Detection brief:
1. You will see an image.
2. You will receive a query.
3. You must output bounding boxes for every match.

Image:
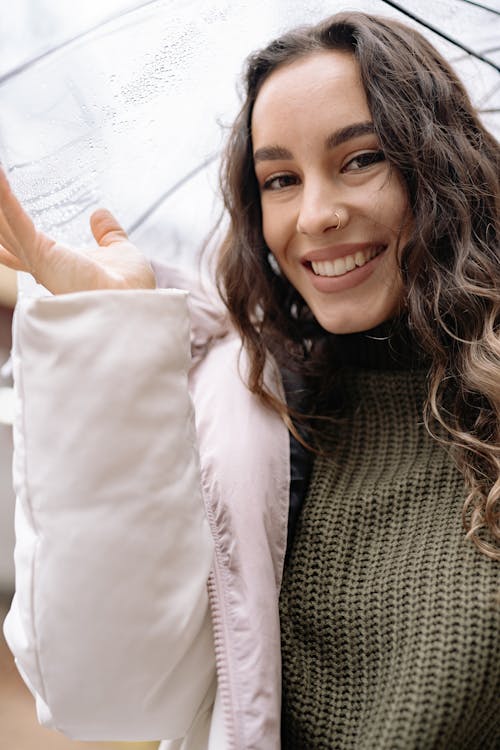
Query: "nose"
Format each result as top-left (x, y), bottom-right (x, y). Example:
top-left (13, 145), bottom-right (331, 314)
top-left (296, 178), bottom-right (348, 236)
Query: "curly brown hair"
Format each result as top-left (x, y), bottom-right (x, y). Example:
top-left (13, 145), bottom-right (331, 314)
top-left (215, 12), bottom-right (500, 559)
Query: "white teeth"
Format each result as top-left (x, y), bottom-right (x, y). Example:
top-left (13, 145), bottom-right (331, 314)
top-left (324, 261), bottom-right (335, 276)
top-left (333, 258), bottom-right (346, 276)
top-left (310, 246), bottom-right (384, 277)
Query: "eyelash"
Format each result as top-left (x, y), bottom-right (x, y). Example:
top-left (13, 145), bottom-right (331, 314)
top-left (261, 150), bottom-right (386, 191)
top-left (262, 174), bottom-right (298, 191)
top-left (343, 150), bottom-right (386, 171)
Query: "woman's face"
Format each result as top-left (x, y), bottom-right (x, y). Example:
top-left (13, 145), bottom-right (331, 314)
top-left (251, 51), bottom-right (412, 334)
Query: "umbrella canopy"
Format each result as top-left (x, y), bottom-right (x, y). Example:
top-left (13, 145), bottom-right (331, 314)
top-left (0, 0), bottom-right (498, 295)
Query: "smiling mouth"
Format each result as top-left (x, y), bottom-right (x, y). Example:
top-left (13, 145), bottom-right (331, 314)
top-left (308, 245), bottom-right (386, 278)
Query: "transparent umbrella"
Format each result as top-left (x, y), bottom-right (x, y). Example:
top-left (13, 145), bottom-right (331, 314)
top-left (0, 0), bottom-right (498, 296)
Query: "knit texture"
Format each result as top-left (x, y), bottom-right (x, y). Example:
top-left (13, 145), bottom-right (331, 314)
top-left (280, 368), bottom-right (500, 750)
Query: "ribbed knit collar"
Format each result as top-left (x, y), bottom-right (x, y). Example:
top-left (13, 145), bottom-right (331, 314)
top-left (334, 317), bottom-right (428, 371)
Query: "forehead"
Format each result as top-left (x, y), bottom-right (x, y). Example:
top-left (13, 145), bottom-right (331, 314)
top-left (251, 51), bottom-right (371, 145)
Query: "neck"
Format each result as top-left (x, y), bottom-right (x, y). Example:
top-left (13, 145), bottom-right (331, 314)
top-left (333, 316), bottom-right (427, 371)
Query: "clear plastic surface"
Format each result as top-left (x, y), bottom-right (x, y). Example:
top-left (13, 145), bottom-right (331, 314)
top-left (0, 0), bottom-right (497, 298)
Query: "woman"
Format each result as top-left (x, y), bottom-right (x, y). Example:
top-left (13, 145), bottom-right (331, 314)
top-left (1, 11), bottom-right (499, 750)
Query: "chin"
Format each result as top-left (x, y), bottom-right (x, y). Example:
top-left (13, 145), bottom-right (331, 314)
top-left (311, 303), bottom-right (401, 335)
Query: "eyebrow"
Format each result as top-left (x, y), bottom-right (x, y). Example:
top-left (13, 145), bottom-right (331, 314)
top-left (253, 144), bottom-right (293, 164)
top-left (325, 121), bottom-right (375, 149)
top-left (253, 121), bottom-right (375, 164)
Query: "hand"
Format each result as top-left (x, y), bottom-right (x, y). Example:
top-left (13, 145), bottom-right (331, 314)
top-left (0, 168), bottom-right (156, 295)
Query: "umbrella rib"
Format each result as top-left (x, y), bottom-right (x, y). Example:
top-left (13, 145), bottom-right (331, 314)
top-left (380, 0), bottom-right (500, 72)
top-left (459, 0), bottom-right (500, 16)
top-left (127, 152), bottom-right (219, 236)
top-left (477, 78), bottom-right (500, 107)
top-left (0, 0), bottom-right (162, 85)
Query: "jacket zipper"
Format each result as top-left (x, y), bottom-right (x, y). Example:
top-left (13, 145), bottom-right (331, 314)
top-left (205, 506), bottom-right (239, 750)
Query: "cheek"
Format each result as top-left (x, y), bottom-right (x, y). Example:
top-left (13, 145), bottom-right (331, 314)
top-left (262, 203), bottom-right (295, 261)
top-left (386, 177), bottom-right (411, 233)
top-left (261, 208), bottom-right (281, 256)
top-left (261, 210), bottom-right (272, 246)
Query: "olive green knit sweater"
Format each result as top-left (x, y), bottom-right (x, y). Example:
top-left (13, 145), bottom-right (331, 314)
top-left (280, 365), bottom-right (500, 750)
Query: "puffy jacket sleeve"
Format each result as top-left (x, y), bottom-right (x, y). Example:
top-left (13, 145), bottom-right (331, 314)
top-left (3, 288), bottom-right (215, 741)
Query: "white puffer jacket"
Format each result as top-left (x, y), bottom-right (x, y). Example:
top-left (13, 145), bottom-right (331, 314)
top-left (4, 264), bottom-right (290, 750)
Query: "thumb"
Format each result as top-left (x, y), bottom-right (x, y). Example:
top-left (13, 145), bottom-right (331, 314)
top-left (90, 209), bottom-right (128, 247)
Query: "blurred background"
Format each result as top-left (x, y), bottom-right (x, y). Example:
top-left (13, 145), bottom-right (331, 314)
top-left (0, 0), bottom-right (498, 748)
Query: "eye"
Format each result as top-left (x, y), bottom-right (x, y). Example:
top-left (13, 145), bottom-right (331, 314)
top-left (342, 150), bottom-right (386, 172)
top-left (262, 173), bottom-right (299, 191)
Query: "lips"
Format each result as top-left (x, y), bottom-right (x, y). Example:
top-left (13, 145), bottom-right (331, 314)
top-left (310, 245), bottom-right (385, 278)
top-left (299, 242), bottom-right (389, 293)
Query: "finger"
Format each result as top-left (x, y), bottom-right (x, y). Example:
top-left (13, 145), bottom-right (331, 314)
top-left (0, 179), bottom-right (23, 253)
top-left (90, 209), bottom-right (129, 247)
top-left (0, 168), bottom-right (36, 253)
top-left (0, 169), bottom-right (23, 249)
top-left (0, 245), bottom-right (26, 272)
top-left (0, 210), bottom-right (21, 253)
